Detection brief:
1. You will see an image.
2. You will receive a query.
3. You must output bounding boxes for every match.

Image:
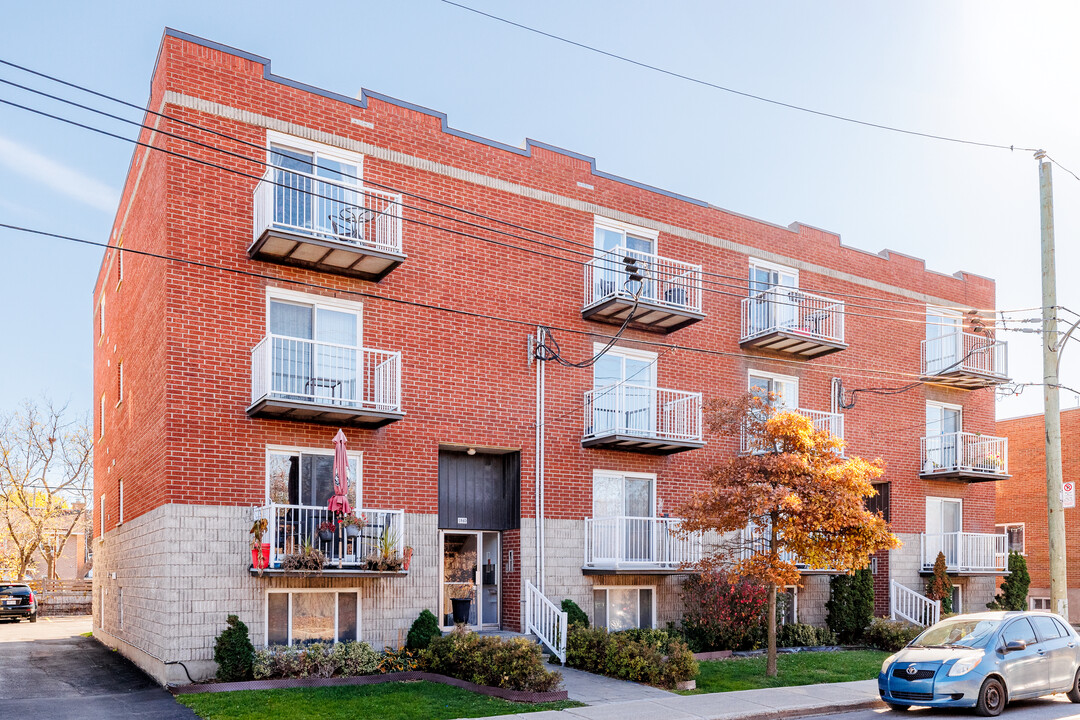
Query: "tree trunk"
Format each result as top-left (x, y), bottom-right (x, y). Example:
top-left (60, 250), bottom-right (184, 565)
top-left (767, 581), bottom-right (777, 677)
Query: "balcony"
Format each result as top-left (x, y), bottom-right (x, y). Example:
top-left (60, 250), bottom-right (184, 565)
top-left (582, 246), bottom-right (704, 333)
top-left (920, 432), bottom-right (1009, 482)
top-left (740, 408), bottom-right (844, 454)
top-left (582, 384), bottom-right (704, 454)
top-left (583, 516), bottom-right (703, 574)
top-left (251, 504), bottom-right (406, 576)
top-left (248, 335), bottom-right (403, 428)
top-left (737, 527), bottom-right (833, 574)
top-left (921, 331), bottom-right (1008, 388)
top-left (740, 286), bottom-right (846, 358)
top-left (920, 532), bottom-right (1008, 574)
top-left (250, 167), bottom-right (405, 280)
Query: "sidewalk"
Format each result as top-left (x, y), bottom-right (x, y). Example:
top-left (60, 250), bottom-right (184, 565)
top-left (468, 679), bottom-right (883, 720)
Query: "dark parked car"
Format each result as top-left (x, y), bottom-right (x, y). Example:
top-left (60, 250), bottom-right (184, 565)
top-left (0, 582), bottom-right (37, 622)
top-left (879, 611), bottom-right (1080, 716)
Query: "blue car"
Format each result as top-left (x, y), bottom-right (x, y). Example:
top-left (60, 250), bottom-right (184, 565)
top-left (879, 611), bottom-right (1080, 716)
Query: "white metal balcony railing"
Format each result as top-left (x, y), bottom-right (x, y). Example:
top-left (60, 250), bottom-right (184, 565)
top-left (737, 526), bottom-right (803, 567)
top-left (740, 408), bottom-right (844, 454)
top-left (584, 516), bottom-right (703, 569)
top-left (740, 285), bottom-right (845, 345)
top-left (584, 245), bottom-right (703, 314)
top-left (920, 532), bottom-right (1008, 573)
top-left (891, 580), bottom-right (940, 627)
top-left (583, 383), bottom-right (702, 443)
top-left (921, 331), bottom-right (1007, 378)
top-left (251, 335), bottom-right (402, 412)
top-left (920, 432), bottom-right (1008, 475)
top-left (252, 504), bottom-right (405, 570)
top-left (253, 166), bottom-right (403, 255)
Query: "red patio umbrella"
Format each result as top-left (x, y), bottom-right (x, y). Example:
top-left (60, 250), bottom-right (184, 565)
top-left (328, 429), bottom-right (353, 516)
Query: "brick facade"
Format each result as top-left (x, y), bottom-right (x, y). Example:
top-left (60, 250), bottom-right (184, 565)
top-left (93, 29), bottom-right (1006, 683)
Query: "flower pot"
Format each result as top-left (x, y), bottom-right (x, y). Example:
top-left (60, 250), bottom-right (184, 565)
top-left (451, 597), bottom-right (472, 624)
top-left (403, 547), bottom-right (413, 571)
top-left (318, 530), bottom-right (334, 543)
top-left (345, 525), bottom-right (360, 538)
top-left (251, 543), bottom-right (270, 570)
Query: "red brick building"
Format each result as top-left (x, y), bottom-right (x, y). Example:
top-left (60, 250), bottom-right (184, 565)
top-left (996, 408), bottom-right (1080, 612)
top-left (92, 29), bottom-right (1012, 682)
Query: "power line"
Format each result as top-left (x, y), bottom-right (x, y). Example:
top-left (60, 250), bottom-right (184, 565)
top-left (440, 0), bottom-right (1040, 154)
top-left (0, 56), bottom-right (1035, 319)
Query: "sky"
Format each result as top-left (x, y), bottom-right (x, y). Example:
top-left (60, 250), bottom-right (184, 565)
top-left (1, 0), bottom-right (1080, 423)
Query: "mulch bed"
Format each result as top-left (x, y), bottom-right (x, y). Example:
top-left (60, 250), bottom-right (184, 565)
top-left (169, 670), bottom-right (568, 704)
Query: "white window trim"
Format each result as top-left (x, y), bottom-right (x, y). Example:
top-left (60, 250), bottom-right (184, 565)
top-left (264, 588), bottom-right (362, 647)
top-left (925, 400), bottom-right (963, 435)
top-left (116, 361), bottom-right (123, 407)
top-left (265, 445), bottom-right (364, 505)
top-left (1031, 597), bottom-right (1052, 611)
top-left (780, 585), bottom-right (798, 625)
top-left (266, 130), bottom-right (365, 171)
top-left (99, 393), bottom-right (105, 440)
top-left (593, 215), bottom-right (660, 242)
top-left (265, 287), bottom-right (364, 342)
top-left (748, 257), bottom-right (799, 286)
top-left (592, 344), bottom-right (658, 389)
top-left (100, 492), bottom-right (106, 530)
top-left (98, 297), bottom-right (105, 338)
top-left (591, 470), bottom-right (658, 518)
top-left (952, 584), bottom-right (963, 614)
top-left (926, 496), bottom-right (963, 533)
top-left (747, 369), bottom-right (800, 408)
top-left (115, 239), bottom-right (124, 288)
top-left (592, 585), bottom-right (657, 630)
top-left (118, 480), bottom-right (124, 525)
top-left (996, 522), bottom-right (1026, 555)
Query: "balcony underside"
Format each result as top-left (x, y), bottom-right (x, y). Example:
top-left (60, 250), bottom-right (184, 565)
top-left (919, 469), bottom-right (1010, 483)
top-left (739, 330), bottom-right (847, 358)
top-left (919, 370), bottom-right (1009, 389)
top-left (582, 564), bottom-right (697, 575)
top-left (919, 568), bottom-right (1008, 577)
top-left (250, 227), bottom-right (405, 281)
top-left (582, 296), bottom-right (704, 334)
top-left (247, 396), bottom-right (404, 428)
top-left (250, 567), bottom-right (408, 578)
top-left (582, 433), bottom-right (705, 455)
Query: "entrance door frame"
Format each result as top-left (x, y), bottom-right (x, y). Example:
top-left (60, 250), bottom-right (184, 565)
top-left (438, 529), bottom-right (501, 631)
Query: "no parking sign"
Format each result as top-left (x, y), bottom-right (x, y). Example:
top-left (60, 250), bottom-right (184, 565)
top-left (1064, 481), bottom-right (1076, 509)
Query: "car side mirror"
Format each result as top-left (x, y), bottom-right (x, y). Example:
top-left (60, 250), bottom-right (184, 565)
top-left (1004, 640), bottom-right (1027, 652)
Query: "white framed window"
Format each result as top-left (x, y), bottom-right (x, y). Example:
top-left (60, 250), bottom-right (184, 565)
top-left (592, 344), bottom-right (657, 389)
top-left (779, 585), bottom-right (798, 625)
top-left (99, 393), bottom-right (105, 440)
top-left (748, 258), bottom-right (798, 294)
top-left (996, 523), bottom-right (1025, 554)
top-left (267, 446), bottom-right (361, 507)
top-left (926, 401), bottom-right (962, 436)
top-left (116, 239), bottom-right (124, 288)
top-left (952, 585), bottom-right (963, 614)
top-left (594, 216), bottom-right (659, 256)
top-left (98, 297), bottom-right (105, 338)
top-left (100, 493), bottom-right (106, 529)
top-left (748, 370), bottom-right (798, 408)
top-left (266, 131), bottom-right (364, 239)
top-left (590, 346), bottom-right (658, 437)
top-left (925, 306), bottom-right (964, 373)
top-left (592, 586), bottom-right (654, 631)
top-left (1031, 597), bottom-right (1052, 611)
top-left (592, 471), bottom-right (656, 519)
top-left (118, 480), bottom-right (124, 525)
top-left (266, 589), bottom-right (360, 646)
top-left (116, 362), bottom-right (123, 406)
top-left (592, 217), bottom-right (660, 302)
top-left (926, 497), bottom-right (962, 567)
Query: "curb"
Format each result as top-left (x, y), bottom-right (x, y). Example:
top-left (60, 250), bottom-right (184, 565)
top-left (733, 698), bottom-right (886, 720)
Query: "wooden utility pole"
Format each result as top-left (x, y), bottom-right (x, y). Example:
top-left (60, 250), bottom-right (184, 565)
top-left (1037, 150), bottom-right (1069, 621)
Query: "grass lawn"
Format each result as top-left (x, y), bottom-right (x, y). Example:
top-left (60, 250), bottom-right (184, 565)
top-left (176, 680), bottom-right (583, 720)
top-left (682, 649), bottom-right (888, 695)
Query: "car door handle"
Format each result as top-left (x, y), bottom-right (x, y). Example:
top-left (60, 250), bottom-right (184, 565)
top-left (1070, 643), bottom-right (1076, 648)
top-left (1037, 649), bottom-right (1046, 655)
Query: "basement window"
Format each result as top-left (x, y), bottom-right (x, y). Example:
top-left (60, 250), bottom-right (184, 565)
top-left (266, 590), bottom-right (358, 646)
top-left (593, 586), bottom-right (653, 631)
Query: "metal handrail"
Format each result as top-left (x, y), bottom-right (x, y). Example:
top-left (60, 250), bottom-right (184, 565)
top-left (583, 244), bottom-right (703, 313)
top-left (583, 383), bottom-right (702, 442)
top-left (740, 285), bottom-right (845, 344)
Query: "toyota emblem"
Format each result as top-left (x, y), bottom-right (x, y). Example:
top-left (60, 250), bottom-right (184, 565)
top-left (906, 664), bottom-right (918, 676)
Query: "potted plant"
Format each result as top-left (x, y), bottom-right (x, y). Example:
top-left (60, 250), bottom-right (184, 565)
top-left (403, 545), bottom-right (413, 571)
top-left (318, 521), bottom-right (336, 543)
top-left (340, 513), bottom-right (366, 539)
top-left (449, 582), bottom-right (474, 624)
top-left (364, 525), bottom-right (403, 571)
top-left (249, 518), bottom-right (269, 573)
top-left (282, 539), bottom-right (326, 576)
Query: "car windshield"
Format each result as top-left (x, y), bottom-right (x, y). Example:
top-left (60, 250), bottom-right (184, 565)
top-left (912, 618), bottom-right (1001, 648)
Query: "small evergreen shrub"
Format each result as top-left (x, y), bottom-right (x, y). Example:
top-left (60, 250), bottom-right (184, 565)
top-left (826, 569), bottom-right (874, 644)
top-left (421, 627), bottom-right (562, 692)
top-left (679, 571), bottom-right (768, 652)
top-left (564, 626), bottom-right (697, 688)
top-left (406, 609), bottom-right (443, 650)
top-left (987, 552), bottom-right (1030, 611)
top-left (777, 623), bottom-right (835, 647)
top-left (926, 552), bottom-right (953, 614)
top-left (562, 598), bottom-right (589, 628)
top-left (864, 618), bottom-right (922, 652)
top-left (213, 614), bottom-right (255, 682)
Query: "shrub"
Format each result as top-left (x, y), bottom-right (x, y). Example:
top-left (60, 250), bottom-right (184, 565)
top-left (926, 552), bottom-right (953, 614)
top-left (564, 626), bottom-right (697, 688)
top-left (864, 617), bottom-right (922, 652)
top-left (777, 623), bottom-right (835, 647)
top-left (298, 643), bottom-right (337, 678)
top-left (421, 627), bottom-right (562, 692)
top-left (987, 552), bottom-right (1030, 611)
top-left (562, 598), bottom-right (589, 628)
top-left (249, 641), bottom-right (381, 680)
top-left (826, 569), bottom-right (874, 644)
top-left (406, 609), bottom-right (443, 650)
top-left (679, 571), bottom-right (768, 652)
top-left (379, 646), bottom-right (421, 673)
top-left (332, 641), bottom-right (381, 676)
top-left (213, 614), bottom-right (255, 682)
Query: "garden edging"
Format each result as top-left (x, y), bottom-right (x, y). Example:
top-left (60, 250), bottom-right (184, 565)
top-left (169, 670), bottom-right (569, 703)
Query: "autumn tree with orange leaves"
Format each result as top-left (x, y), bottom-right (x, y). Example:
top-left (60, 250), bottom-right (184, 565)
top-left (679, 395), bottom-right (898, 677)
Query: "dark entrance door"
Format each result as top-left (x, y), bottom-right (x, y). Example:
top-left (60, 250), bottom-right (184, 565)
top-left (438, 450), bottom-right (520, 531)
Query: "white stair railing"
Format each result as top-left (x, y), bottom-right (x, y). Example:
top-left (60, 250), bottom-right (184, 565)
top-left (890, 580), bottom-right (940, 628)
top-left (524, 581), bottom-right (567, 664)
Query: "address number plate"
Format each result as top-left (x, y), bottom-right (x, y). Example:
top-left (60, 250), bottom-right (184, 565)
top-left (457, 517), bottom-right (467, 524)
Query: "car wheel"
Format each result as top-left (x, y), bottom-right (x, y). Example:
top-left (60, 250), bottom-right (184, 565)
top-left (1067, 667), bottom-right (1080, 703)
top-left (885, 703), bottom-right (910, 712)
top-left (28, 613), bottom-right (37, 623)
top-left (976, 677), bottom-right (1006, 717)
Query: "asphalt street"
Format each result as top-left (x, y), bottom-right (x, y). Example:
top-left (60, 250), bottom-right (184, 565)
top-left (0, 615), bottom-right (198, 719)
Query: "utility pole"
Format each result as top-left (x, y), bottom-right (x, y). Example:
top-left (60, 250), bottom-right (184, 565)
top-left (1037, 150), bottom-right (1069, 621)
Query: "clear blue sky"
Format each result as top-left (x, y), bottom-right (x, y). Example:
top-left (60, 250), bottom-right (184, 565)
top-left (2, 0), bottom-right (1079, 421)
